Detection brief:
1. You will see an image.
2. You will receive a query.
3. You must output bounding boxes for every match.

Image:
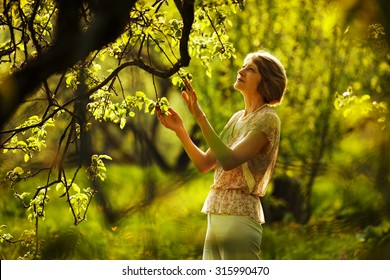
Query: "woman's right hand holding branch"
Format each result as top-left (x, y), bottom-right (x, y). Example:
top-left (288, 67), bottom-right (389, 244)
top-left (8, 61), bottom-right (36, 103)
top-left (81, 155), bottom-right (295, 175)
top-left (156, 107), bottom-right (184, 135)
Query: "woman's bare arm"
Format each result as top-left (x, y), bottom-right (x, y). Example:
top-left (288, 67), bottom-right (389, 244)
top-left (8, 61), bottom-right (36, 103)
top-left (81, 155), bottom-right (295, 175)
top-left (196, 114), bottom-right (268, 170)
top-left (182, 80), bottom-right (268, 171)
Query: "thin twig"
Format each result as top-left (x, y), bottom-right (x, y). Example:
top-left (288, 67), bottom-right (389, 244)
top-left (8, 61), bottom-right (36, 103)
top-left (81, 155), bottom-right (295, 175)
top-left (204, 7), bottom-right (226, 53)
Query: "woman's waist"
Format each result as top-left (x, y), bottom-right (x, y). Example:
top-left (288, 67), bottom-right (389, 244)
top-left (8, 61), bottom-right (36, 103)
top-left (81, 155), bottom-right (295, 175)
top-left (208, 186), bottom-right (259, 198)
top-left (211, 184), bottom-right (259, 195)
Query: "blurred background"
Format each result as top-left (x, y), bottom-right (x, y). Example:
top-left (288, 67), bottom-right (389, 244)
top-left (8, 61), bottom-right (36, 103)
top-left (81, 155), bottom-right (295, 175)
top-left (1, 0), bottom-right (390, 259)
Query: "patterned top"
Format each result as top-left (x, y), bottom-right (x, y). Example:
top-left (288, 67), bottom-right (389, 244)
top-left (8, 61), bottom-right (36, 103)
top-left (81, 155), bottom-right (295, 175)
top-left (201, 106), bottom-right (280, 224)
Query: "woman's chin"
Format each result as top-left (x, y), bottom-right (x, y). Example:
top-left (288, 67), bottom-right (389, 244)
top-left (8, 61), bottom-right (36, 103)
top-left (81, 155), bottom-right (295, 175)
top-left (234, 82), bottom-right (244, 92)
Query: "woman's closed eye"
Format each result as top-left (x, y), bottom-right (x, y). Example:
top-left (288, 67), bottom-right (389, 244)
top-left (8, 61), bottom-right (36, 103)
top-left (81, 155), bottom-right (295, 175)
top-left (242, 65), bottom-right (255, 72)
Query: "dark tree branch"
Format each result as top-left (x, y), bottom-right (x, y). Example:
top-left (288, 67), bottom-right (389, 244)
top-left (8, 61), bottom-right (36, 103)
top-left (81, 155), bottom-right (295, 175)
top-left (88, 0), bottom-right (195, 95)
top-left (0, 0), bottom-right (196, 130)
top-left (0, 0), bottom-right (137, 129)
top-left (179, 0), bottom-right (194, 66)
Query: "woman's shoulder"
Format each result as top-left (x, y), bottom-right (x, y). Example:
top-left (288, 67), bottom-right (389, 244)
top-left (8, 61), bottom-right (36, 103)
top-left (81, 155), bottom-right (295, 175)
top-left (221, 110), bottom-right (244, 133)
top-left (251, 107), bottom-right (280, 128)
top-left (228, 110), bottom-right (245, 123)
top-left (255, 106), bottom-right (279, 120)
top-left (232, 110), bottom-right (245, 118)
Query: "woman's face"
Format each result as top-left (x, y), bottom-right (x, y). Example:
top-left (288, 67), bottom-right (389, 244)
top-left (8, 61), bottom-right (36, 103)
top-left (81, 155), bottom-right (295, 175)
top-left (234, 56), bottom-right (262, 95)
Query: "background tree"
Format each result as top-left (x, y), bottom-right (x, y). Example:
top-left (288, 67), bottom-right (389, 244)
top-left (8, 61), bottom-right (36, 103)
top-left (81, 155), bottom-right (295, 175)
top-left (191, 0), bottom-right (390, 224)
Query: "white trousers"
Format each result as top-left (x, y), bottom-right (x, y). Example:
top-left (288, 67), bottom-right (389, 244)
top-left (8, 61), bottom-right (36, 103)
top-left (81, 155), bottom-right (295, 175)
top-left (202, 214), bottom-right (263, 260)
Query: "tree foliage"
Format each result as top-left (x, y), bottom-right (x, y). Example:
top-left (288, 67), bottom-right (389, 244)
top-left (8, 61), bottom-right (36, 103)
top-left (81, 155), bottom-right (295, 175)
top-left (0, 0), bottom-right (240, 258)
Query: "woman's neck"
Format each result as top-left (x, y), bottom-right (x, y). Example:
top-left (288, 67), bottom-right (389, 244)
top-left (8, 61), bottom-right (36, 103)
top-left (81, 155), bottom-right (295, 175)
top-left (243, 92), bottom-right (266, 116)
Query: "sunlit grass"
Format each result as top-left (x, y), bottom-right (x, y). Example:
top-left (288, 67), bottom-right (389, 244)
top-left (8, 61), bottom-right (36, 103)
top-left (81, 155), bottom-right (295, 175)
top-left (1, 164), bottom-right (210, 259)
top-left (0, 164), bottom-right (379, 260)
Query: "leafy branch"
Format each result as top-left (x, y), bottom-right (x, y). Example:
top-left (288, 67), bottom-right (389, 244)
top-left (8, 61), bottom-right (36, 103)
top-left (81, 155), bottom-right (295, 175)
top-left (0, 0), bottom-right (240, 259)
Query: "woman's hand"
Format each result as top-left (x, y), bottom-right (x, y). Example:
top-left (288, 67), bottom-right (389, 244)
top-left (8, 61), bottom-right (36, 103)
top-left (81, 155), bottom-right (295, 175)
top-left (156, 107), bottom-right (184, 134)
top-left (182, 79), bottom-right (205, 120)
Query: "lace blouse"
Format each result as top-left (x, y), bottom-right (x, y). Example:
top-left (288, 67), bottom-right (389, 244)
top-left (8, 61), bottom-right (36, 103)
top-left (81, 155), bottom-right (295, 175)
top-left (201, 106), bottom-right (280, 224)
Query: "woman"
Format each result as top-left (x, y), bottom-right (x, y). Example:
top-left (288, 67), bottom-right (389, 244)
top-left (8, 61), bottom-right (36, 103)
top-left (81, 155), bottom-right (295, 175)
top-left (157, 50), bottom-right (287, 260)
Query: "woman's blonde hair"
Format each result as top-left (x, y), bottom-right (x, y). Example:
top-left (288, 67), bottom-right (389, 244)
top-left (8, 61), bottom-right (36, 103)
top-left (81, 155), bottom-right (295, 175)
top-left (246, 50), bottom-right (287, 106)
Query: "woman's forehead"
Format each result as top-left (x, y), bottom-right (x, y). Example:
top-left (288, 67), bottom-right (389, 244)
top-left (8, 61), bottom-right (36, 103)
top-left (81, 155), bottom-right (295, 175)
top-left (243, 55), bottom-right (259, 68)
top-left (244, 54), bottom-right (257, 64)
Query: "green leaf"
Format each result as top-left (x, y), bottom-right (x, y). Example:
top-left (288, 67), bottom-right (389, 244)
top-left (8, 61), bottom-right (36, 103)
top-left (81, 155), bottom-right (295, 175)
top-left (27, 214), bottom-right (34, 222)
top-left (18, 141), bottom-right (27, 148)
top-left (72, 183), bottom-right (81, 193)
top-left (97, 166), bottom-right (107, 172)
top-left (20, 192), bottom-right (30, 199)
top-left (56, 182), bottom-right (65, 194)
top-left (136, 91), bottom-right (146, 98)
top-left (13, 167), bottom-right (24, 175)
top-left (120, 118), bottom-right (126, 129)
top-left (334, 98), bottom-right (342, 110)
top-left (99, 155), bottom-right (112, 160)
top-left (24, 154), bottom-right (30, 162)
top-left (45, 118), bottom-right (55, 127)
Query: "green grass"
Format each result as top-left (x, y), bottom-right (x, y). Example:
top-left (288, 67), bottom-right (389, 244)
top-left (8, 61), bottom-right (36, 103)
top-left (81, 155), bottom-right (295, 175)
top-left (0, 164), bottom-right (380, 260)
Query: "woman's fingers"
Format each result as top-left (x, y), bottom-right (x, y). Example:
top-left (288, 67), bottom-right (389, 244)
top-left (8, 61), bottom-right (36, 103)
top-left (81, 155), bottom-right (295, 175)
top-left (184, 79), bottom-right (196, 97)
top-left (181, 79), bottom-right (202, 118)
top-left (182, 80), bottom-right (198, 104)
top-left (184, 79), bottom-right (192, 91)
top-left (182, 91), bottom-right (189, 104)
top-left (167, 107), bottom-right (177, 115)
top-left (156, 110), bottom-right (165, 124)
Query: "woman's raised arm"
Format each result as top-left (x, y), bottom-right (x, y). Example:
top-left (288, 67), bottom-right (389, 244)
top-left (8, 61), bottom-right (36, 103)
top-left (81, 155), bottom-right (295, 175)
top-left (182, 80), bottom-right (268, 171)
